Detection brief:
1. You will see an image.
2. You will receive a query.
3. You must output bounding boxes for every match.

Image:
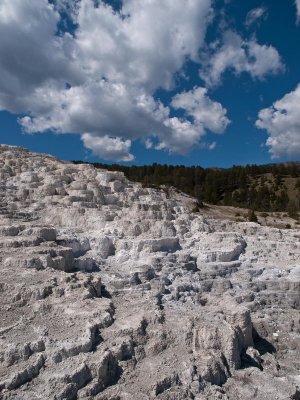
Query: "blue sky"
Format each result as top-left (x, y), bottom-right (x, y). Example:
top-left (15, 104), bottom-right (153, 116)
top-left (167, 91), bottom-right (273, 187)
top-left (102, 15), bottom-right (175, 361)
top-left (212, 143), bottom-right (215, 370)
top-left (0, 0), bottom-right (300, 167)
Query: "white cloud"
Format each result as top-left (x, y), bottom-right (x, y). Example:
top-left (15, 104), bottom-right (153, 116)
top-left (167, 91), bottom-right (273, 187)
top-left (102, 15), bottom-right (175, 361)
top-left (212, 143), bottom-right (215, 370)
top-left (19, 81), bottom-right (170, 139)
top-left (74, 0), bottom-right (212, 91)
top-left (20, 80), bottom-right (225, 155)
top-left (157, 117), bottom-right (205, 154)
top-left (200, 31), bottom-right (284, 87)
top-left (0, 0), bottom-right (233, 160)
top-left (256, 84), bottom-right (300, 158)
top-left (245, 7), bottom-right (267, 28)
top-left (296, 0), bottom-right (300, 22)
top-left (82, 133), bottom-right (134, 161)
top-left (145, 139), bottom-right (153, 149)
top-left (171, 87), bottom-right (230, 134)
top-left (0, 0), bottom-right (78, 112)
top-left (0, 0), bottom-right (284, 160)
top-left (154, 87), bottom-right (229, 154)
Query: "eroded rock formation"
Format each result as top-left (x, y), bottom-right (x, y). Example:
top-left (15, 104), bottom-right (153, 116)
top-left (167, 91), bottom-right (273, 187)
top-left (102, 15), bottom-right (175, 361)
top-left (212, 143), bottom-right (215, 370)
top-left (0, 144), bottom-right (299, 399)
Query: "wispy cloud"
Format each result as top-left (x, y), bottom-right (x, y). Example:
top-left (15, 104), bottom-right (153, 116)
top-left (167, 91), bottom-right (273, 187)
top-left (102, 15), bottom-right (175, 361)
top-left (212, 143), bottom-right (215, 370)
top-left (245, 6), bottom-right (268, 28)
top-left (296, 0), bottom-right (300, 23)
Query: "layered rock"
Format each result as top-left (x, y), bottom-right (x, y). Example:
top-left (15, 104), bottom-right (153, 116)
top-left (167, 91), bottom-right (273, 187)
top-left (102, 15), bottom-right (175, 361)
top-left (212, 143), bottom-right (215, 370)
top-left (0, 144), bottom-right (299, 399)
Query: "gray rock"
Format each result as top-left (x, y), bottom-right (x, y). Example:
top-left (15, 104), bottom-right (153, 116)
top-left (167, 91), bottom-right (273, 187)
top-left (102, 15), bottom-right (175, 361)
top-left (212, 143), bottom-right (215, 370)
top-left (0, 144), bottom-right (299, 400)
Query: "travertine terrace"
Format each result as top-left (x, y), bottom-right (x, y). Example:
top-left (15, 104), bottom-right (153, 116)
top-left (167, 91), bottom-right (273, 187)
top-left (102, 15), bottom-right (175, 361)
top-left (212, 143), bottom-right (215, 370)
top-left (0, 144), bottom-right (299, 399)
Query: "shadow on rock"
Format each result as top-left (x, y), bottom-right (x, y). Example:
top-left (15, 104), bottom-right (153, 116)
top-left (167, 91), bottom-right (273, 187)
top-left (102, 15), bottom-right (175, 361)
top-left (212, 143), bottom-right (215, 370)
top-left (253, 327), bottom-right (276, 355)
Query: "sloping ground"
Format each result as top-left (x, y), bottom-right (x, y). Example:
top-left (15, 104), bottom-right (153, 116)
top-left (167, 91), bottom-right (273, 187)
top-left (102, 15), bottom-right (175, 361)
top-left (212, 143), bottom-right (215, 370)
top-left (0, 144), bottom-right (299, 400)
top-left (86, 161), bottom-right (300, 215)
top-left (198, 204), bottom-right (300, 229)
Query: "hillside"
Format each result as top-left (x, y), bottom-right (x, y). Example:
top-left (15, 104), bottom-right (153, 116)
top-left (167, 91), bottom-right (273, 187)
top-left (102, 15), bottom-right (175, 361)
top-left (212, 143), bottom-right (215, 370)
top-left (74, 162), bottom-right (300, 219)
top-left (0, 145), bottom-right (300, 400)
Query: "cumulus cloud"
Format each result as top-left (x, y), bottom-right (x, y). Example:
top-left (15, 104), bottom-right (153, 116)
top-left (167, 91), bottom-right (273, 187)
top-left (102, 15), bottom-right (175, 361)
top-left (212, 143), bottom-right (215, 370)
top-left (172, 87), bottom-right (230, 134)
top-left (0, 0), bottom-right (284, 160)
top-left (245, 7), bottom-right (267, 28)
top-left (74, 0), bottom-right (212, 91)
top-left (82, 133), bottom-right (134, 161)
top-left (256, 84), bottom-right (300, 158)
top-left (151, 87), bottom-right (230, 153)
top-left (0, 0), bottom-right (230, 160)
top-left (0, 0), bottom-right (78, 111)
top-left (200, 31), bottom-right (284, 87)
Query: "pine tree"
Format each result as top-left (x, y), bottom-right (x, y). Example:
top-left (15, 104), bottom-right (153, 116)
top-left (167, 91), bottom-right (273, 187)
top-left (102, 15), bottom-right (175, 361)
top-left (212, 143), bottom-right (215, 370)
top-left (248, 209), bottom-right (258, 223)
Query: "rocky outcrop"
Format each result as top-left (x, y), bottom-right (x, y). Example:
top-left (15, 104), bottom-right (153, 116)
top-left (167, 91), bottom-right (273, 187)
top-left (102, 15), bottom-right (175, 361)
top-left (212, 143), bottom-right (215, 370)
top-left (0, 144), bottom-right (299, 399)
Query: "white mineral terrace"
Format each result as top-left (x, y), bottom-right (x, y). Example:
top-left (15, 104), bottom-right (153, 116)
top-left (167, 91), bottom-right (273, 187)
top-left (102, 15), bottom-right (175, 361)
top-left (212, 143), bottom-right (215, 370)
top-left (0, 144), bottom-right (299, 399)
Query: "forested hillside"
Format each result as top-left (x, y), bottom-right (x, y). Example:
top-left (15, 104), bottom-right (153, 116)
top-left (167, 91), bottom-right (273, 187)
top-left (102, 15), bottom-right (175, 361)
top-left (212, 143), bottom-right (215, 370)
top-left (73, 161), bottom-right (300, 217)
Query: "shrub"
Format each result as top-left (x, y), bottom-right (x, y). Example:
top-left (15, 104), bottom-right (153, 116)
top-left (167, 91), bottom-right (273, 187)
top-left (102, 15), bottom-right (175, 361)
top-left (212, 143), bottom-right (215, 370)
top-left (192, 204), bottom-right (200, 213)
top-left (248, 209), bottom-right (258, 223)
top-left (192, 201), bottom-right (205, 213)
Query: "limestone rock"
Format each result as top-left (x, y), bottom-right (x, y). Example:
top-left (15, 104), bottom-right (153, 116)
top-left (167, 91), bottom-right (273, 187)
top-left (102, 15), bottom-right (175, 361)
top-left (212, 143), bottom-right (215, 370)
top-left (0, 144), bottom-right (299, 399)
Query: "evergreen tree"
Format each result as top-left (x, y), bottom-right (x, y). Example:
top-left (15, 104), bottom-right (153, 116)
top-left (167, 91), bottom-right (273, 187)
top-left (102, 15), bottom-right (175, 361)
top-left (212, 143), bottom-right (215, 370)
top-left (248, 209), bottom-right (258, 223)
top-left (73, 160), bottom-right (300, 213)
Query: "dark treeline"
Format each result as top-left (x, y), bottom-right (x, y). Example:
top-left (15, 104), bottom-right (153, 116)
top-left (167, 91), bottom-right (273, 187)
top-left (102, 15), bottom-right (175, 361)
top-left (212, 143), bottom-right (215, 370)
top-left (72, 161), bottom-right (300, 216)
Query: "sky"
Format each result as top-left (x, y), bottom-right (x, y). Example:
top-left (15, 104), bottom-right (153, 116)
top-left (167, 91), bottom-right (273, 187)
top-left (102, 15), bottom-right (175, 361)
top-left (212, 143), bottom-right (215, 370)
top-left (0, 0), bottom-right (300, 167)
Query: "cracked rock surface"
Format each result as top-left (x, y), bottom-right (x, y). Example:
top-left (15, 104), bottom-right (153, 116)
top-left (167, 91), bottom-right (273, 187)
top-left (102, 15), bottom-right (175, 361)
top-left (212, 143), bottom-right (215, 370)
top-left (0, 144), bottom-right (299, 400)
